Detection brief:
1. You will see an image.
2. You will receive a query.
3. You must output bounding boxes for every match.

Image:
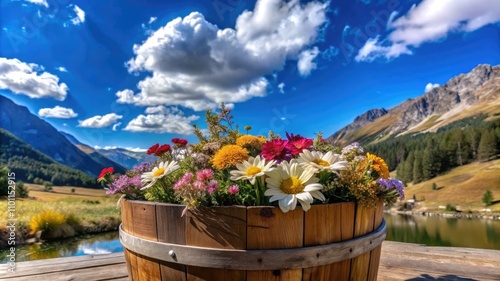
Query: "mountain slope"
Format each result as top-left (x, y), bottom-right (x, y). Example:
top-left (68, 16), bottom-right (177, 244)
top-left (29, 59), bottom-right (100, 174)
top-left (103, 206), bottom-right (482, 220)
top-left (97, 148), bottom-right (155, 169)
top-left (327, 64), bottom-right (500, 145)
top-left (0, 128), bottom-right (97, 187)
top-left (59, 131), bottom-right (127, 172)
top-left (60, 131), bottom-right (153, 169)
top-left (0, 95), bottom-right (125, 176)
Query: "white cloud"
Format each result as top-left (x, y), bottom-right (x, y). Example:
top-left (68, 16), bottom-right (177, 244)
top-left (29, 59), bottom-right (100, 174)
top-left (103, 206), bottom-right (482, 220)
top-left (144, 105), bottom-right (182, 115)
top-left (78, 113), bottom-right (122, 128)
top-left (56, 66), bottom-right (68, 72)
top-left (24, 0), bottom-right (48, 7)
top-left (356, 0), bottom-right (500, 61)
top-left (355, 37), bottom-right (411, 62)
top-left (125, 147), bottom-right (147, 153)
top-left (297, 47), bottom-right (320, 76)
top-left (38, 106), bottom-right (78, 118)
top-left (0, 57), bottom-right (68, 100)
top-left (71, 5), bottom-right (85, 25)
top-left (148, 17), bottom-right (157, 24)
top-left (278, 82), bottom-right (285, 93)
top-left (112, 122), bottom-right (122, 131)
top-left (121, 0), bottom-right (329, 111)
top-left (425, 83), bottom-right (440, 92)
top-left (124, 112), bottom-right (199, 135)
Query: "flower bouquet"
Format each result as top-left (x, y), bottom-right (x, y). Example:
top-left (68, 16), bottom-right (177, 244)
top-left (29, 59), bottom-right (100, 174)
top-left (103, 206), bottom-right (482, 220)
top-left (99, 104), bottom-right (404, 281)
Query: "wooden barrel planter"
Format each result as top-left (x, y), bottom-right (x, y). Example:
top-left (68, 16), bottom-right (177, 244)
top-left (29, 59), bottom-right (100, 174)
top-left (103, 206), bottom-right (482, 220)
top-left (120, 199), bottom-right (385, 281)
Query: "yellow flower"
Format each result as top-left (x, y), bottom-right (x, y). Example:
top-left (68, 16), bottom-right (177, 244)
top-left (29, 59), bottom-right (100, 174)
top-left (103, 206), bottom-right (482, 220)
top-left (366, 153), bottom-right (390, 179)
top-left (236, 135), bottom-right (266, 149)
top-left (212, 145), bottom-right (249, 169)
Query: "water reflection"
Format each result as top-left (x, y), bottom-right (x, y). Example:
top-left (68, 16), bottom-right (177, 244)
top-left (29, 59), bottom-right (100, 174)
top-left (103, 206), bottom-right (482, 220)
top-left (384, 213), bottom-right (500, 250)
top-left (0, 231), bottom-right (122, 262)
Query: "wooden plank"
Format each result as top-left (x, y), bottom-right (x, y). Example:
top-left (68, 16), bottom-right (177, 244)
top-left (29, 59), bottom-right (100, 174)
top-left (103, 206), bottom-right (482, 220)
top-left (0, 262), bottom-right (129, 281)
top-left (2, 241), bottom-right (500, 281)
top-left (156, 204), bottom-right (187, 281)
top-left (186, 206), bottom-right (247, 281)
top-left (350, 203), bottom-right (375, 281)
top-left (333, 202), bottom-right (356, 281)
top-left (122, 200), bottom-right (139, 281)
top-left (367, 201), bottom-right (384, 281)
top-left (302, 203), bottom-right (342, 280)
top-left (130, 201), bottom-right (161, 281)
top-left (246, 206), bottom-right (303, 281)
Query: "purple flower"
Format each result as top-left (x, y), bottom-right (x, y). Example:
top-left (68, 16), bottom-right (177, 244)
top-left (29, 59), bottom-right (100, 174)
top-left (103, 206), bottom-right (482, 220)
top-left (131, 162), bottom-right (153, 173)
top-left (377, 178), bottom-right (405, 200)
top-left (107, 174), bottom-right (142, 195)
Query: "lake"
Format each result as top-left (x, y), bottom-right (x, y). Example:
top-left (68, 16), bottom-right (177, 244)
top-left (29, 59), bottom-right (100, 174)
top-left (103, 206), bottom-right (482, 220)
top-left (2, 213), bottom-right (500, 262)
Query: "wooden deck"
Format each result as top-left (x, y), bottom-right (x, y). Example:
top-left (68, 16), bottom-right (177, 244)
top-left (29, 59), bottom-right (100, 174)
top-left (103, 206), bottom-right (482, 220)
top-left (1, 241), bottom-right (499, 281)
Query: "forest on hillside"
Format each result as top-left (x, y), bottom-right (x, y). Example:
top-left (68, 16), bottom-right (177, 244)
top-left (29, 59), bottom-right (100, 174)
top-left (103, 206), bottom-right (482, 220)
top-left (0, 129), bottom-right (98, 191)
top-left (366, 115), bottom-right (500, 184)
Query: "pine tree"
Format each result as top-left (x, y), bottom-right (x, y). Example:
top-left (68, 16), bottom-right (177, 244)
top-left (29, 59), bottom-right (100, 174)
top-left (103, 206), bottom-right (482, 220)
top-left (423, 138), bottom-right (441, 179)
top-left (403, 151), bottom-right (415, 183)
top-left (482, 190), bottom-right (493, 206)
top-left (478, 130), bottom-right (498, 161)
top-left (413, 154), bottom-right (424, 184)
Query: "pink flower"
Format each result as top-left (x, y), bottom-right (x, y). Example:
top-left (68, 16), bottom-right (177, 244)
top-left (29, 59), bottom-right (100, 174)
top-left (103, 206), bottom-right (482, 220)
top-left (196, 169), bottom-right (214, 181)
top-left (228, 185), bottom-right (239, 195)
top-left (207, 180), bottom-right (219, 194)
top-left (193, 181), bottom-right (206, 190)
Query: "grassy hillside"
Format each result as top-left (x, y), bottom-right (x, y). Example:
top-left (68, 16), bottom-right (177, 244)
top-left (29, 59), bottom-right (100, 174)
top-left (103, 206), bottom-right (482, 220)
top-left (404, 159), bottom-right (500, 211)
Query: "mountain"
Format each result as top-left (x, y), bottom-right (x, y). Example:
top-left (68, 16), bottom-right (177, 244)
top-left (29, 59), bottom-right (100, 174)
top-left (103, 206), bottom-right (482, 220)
top-left (59, 131), bottom-right (128, 171)
top-left (97, 148), bottom-right (155, 169)
top-left (327, 64), bottom-right (500, 146)
top-left (0, 95), bottom-right (125, 176)
top-left (0, 128), bottom-right (97, 187)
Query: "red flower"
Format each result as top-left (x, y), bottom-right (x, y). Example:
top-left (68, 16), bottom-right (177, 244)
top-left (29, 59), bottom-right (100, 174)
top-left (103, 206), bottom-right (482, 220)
top-left (260, 139), bottom-right (292, 163)
top-left (172, 138), bottom-right (188, 147)
top-left (154, 144), bottom-right (171, 156)
top-left (97, 167), bottom-right (114, 180)
top-left (147, 143), bottom-right (160, 155)
top-left (285, 132), bottom-right (313, 155)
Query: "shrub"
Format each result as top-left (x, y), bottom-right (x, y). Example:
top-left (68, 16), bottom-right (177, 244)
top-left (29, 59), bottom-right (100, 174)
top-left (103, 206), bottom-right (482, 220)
top-left (445, 204), bottom-right (457, 212)
top-left (482, 190), bottom-right (493, 206)
top-left (71, 188), bottom-right (75, 193)
top-left (43, 181), bottom-right (53, 191)
top-left (432, 182), bottom-right (438, 190)
top-left (29, 210), bottom-right (66, 236)
top-left (16, 181), bottom-right (29, 198)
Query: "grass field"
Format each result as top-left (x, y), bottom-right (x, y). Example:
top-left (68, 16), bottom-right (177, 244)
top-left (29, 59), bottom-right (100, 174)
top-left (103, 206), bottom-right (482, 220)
top-left (0, 184), bottom-right (121, 246)
top-left (404, 159), bottom-right (500, 212)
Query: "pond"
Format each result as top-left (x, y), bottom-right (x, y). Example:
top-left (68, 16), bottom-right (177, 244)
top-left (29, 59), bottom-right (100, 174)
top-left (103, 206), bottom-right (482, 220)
top-left (2, 213), bottom-right (500, 262)
top-left (0, 231), bottom-right (122, 263)
top-left (384, 213), bottom-right (500, 250)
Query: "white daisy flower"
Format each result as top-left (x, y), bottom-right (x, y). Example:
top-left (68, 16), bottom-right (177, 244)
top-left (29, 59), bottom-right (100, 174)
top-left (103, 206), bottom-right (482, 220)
top-left (230, 156), bottom-right (275, 185)
top-left (264, 160), bottom-right (325, 213)
top-left (298, 150), bottom-right (348, 173)
top-left (141, 160), bottom-right (180, 190)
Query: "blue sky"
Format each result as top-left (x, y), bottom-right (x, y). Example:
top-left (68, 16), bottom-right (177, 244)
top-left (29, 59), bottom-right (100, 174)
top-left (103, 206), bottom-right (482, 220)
top-left (1, 0), bottom-right (499, 151)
